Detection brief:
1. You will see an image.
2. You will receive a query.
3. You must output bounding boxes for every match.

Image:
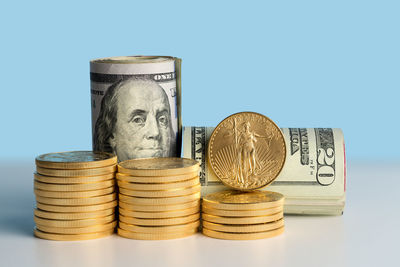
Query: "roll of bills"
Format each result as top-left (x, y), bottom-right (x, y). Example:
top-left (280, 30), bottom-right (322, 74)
top-left (183, 127), bottom-right (346, 215)
top-left (90, 56), bottom-right (181, 162)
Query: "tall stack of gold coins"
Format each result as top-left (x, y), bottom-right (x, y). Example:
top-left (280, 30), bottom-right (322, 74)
top-left (201, 190), bottom-right (285, 240)
top-left (116, 158), bottom-right (201, 240)
top-left (33, 151), bottom-right (118, 241)
top-left (204, 112), bottom-right (287, 240)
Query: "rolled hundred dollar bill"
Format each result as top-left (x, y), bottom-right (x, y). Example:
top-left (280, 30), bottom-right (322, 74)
top-left (183, 127), bottom-right (346, 215)
top-left (91, 56), bottom-right (181, 162)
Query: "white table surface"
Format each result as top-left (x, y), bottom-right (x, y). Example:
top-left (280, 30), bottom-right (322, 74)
top-left (0, 160), bottom-right (398, 267)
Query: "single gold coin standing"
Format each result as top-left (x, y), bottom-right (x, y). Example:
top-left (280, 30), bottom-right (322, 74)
top-left (119, 206), bottom-right (199, 219)
top-left (119, 184), bottom-right (201, 198)
top-left (36, 200), bottom-right (117, 213)
top-left (34, 228), bottom-right (114, 241)
top-left (34, 187), bottom-right (115, 199)
top-left (116, 172), bottom-right (198, 183)
top-left (117, 227), bottom-right (197, 240)
top-left (208, 112), bottom-right (286, 190)
top-left (35, 151), bottom-right (117, 169)
top-left (117, 176), bottom-right (199, 190)
top-left (35, 193), bottom-right (116, 206)
top-left (119, 220), bottom-right (200, 234)
top-left (118, 157), bottom-right (199, 176)
top-left (36, 165), bottom-right (116, 177)
top-left (202, 212), bottom-right (283, 225)
top-left (34, 172), bottom-right (115, 184)
top-left (34, 214), bottom-right (115, 228)
top-left (202, 219), bottom-right (284, 233)
top-left (202, 190), bottom-right (284, 210)
top-left (119, 213), bottom-right (200, 226)
top-left (34, 179), bottom-right (115, 192)
top-left (119, 192), bottom-right (200, 205)
top-left (34, 208), bottom-right (114, 220)
top-left (202, 226), bottom-right (284, 240)
top-left (118, 200), bottom-right (200, 212)
top-left (202, 205), bottom-right (283, 217)
top-left (35, 221), bottom-right (117, 234)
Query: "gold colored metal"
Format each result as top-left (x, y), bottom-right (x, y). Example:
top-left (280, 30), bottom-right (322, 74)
top-left (202, 212), bottom-right (283, 224)
top-left (35, 151), bottom-right (117, 169)
top-left (34, 208), bottom-right (114, 220)
top-left (117, 176), bottom-right (199, 190)
top-left (35, 221), bottom-right (117, 234)
top-left (34, 214), bottom-right (115, 227)
top-left (35, 193), bottom-right (116, 206)
top-left (118, 157), bottom-right (199, 176)
top-left (208, 112), bottom-right (286, 190)
top-left (119, 220), bottom-right (200, 233)
top-left (118, 192), bottom-right (200, 205)
top-left (34, 228), bottom-right (114, 241)
top-left (202, 206), bottom-right (283, 217)
top-left (119, 206), bottom-right (199, 219)
top-left (202, 226), bottom-right (284, 240)
top-left (116, 172), bottom-right (198, 183)
top-left (118, 200), bottom-right (200, 212)
top-left (119, 213), bottom-right (200, 226)
top-left (34, 172), bottom-right (115, 184)
top-left (34, 179), bottom-right (115, 192)
top-left (202, 190), bottom-right (284, 210)
top-left (36, 165), bottom-right (116, 177)
top-left (117, 227), bottom-right (197, 240)
top-left (34, 187), bottom-right (114, 198)
top-left (118, 184), bottom-right (201, 198)
top-left (36, 200), bottom-right (117, 212)
top-left (202, 219), bottom-right (284, 233)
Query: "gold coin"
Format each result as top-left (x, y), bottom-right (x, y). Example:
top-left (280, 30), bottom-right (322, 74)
top-left (119, 220), bottom-right (200, 233)
top-left (119, 192), bottom-right (200, 205)
top-left (36, 193), bottom-right (116, 206)
top-left (34, 187), bottom-right (115, 198)
top-left (202, 226), bottom-right (284, 240)
top-left (36, 200), bottom-right (117, 212)
top-left (116, 172), bottom-right (198, 183)
top-left (36, 165), bottom-right (116, 177)
top-left (119, 213), bottom-right (200, 226)
top-left (119, 184), bottom-right (201, 198)
top-left (202, 205), bottom-right (283, 217)
top-left (208, 112), bottom-right (286, 190)
top-left (117, 227), bottom-right (197, 240)
top-left (119, 206), bottom-right (199, 218)
top-left (202, 190), bottom-right (284, 210)
top-left (118, 157), bottom-right (199, 176)
top-left (118, 200), bottom-right (200, 212)
top-left (34, 214), bottom-right (115, 227)
top-left (34, 208), bottom-right (114, 220)
top-left (34, 228), bottom-right (114, 241)
top-left (202, 219), bottom-right (284, 233)
top-left (202, 212), bottom-right (283, 224)
top-left (34, 179), bottom-right (115, 192)
top-left (117, 176), bottom-right (199, 190)
top-left (35, 151), bottom-right (117, 169)
top-left (36, 221), bottom-right (117, 234)
top-left (34, 172), bottom-right (115, 184)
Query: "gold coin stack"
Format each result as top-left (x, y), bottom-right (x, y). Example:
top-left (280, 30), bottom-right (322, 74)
top-left (201, 190), bottom-right (285, 240)
top-left (116, 158), bottom-right (201, 240)
top-left (33, 151), bottom-right (118, 241)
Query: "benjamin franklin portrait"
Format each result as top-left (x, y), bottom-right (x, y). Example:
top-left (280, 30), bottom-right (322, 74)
top-left (93, 78), bottom-right (176, 162)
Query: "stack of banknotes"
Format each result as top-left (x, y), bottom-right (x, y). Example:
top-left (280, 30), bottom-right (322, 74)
top-left (183, 127), bottom-right (346, 215)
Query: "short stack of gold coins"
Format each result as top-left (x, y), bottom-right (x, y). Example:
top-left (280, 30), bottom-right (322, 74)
top-left (116, 158), bottom-right (201, 240)
top-left (33, 151), bottom-right (118, 241)
top-left (201, 190), bottom-right (285, 240)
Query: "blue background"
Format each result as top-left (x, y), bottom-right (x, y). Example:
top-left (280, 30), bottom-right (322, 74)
top-left (0, 0), bottom-right (399, 161)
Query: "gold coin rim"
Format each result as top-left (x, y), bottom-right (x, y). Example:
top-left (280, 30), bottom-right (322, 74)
top-left (35, 221), bottom-right (117, 234)
top-left (118, 200), bottom-right (200, 212)
top-left (116, 172), bottom-right (199, 183)
top-left (118, 192), bottom-right (200, 205)
top-left (202, 205), bottom-right (283, 217)
top-left (34, 208), bottom-right (115, 220)
top-left (34, 187), bottom-right (115, 198)
top-left (36, 165), bottom-right (116, 177)
top-left (202, 226), bottom-right (284, 240)
top-left (119, 206), bottom-right (199, 219)
top-left (34, 172), bottom-right (115, 184)
top-left (119, 213), bottom-right (200, 226)
top-left (34, 214), bottom-right (115, 227)
top-left (36, 200), bottom-right (117, 212)
top-left (119, 220), bottom-right (200, 233)
top-left (34, 228), bottom-right (114, 241)
top-left (118, 184), bottom-right (201, 198)
top-left (202, 211), bottom-right (283, 225)
top-left (117, 227), bottom-right (197, 240)
top-left (117, 176), bottom-right (199, 190)
top-left (35, 193), bottom-right (116, 206)
top-left (202, 219), bottom-right (284, 233)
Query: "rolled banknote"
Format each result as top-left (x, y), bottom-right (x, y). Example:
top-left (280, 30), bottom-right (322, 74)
top-left (90, 56), bottom-right (181, 162)
top-left (183, 127), bottom-right (346, 215)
